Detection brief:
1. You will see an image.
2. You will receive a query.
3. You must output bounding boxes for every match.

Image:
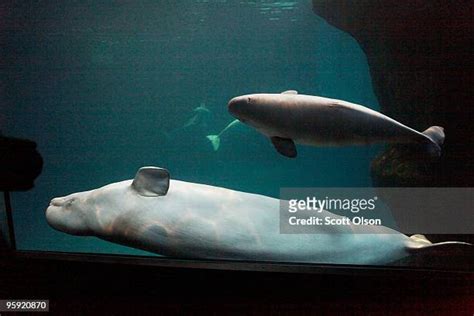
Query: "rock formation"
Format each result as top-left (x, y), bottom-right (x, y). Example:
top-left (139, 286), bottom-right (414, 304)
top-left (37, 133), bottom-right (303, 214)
top-left (312, 0), bottom-right (473, 186)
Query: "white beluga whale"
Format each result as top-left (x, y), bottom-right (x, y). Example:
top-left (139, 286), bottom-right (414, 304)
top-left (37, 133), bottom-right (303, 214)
top-left (228, 91), bottom-right (445, 158)
top-left (45, 166), bottom-right (467, 265)
top-left (163, 102), bottom-right (211, 139)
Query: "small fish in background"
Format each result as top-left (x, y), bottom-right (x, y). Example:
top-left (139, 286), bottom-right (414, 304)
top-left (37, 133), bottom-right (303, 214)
top-left (206, 119), bottom-right (240, 151)
top-left (163, 102), bottom-right (211, 139)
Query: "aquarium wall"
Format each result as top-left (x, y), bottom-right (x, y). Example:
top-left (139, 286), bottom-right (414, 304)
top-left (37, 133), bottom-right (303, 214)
top-left (1, 1), bottom-right (472, 269)
top-left (0, 195), bottom-right (8, 248)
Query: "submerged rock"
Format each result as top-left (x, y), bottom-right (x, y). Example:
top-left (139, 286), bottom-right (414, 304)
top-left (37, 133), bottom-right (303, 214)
top-left (370, 144), bottom-right (439, 187)
top-left (0, 135), bottom-right (43, 191)
top-left (312, 0), bottom-right (473, 187)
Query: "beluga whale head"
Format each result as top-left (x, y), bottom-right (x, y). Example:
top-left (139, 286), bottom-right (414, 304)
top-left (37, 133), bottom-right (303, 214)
top-left (228, 90), bottom-right (299, 132)
top-left (46, 167), bottom-right (170, 236)
top-left (227, 94), bottom-right (257, 124)
top-left (46, 191), bottom-right (96, 235)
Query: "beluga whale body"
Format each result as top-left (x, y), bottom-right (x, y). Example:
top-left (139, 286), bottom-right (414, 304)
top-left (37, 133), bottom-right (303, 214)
top-left (228, 90), bottom-right (445, 158)
top-left (45, 166), bottom-right (468, 265)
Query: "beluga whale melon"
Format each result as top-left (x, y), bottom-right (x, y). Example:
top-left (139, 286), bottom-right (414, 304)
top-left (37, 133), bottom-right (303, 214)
top-left (227, 90), bottom-right (445, 158)
top-left (45, 166), bottom-right (468, 265)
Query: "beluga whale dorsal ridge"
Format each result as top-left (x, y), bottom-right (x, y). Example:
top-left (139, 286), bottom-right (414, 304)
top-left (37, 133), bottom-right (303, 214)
top-left (45, 166), bottom-right (470, 265)
top-left (227, 90), bottom-right (445, 158)
top-left (132, 166), bottom-right (170, 197)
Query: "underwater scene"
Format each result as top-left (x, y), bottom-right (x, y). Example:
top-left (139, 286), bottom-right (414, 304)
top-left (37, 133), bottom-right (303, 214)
top-left (2, 1), bottom-right (472, 268)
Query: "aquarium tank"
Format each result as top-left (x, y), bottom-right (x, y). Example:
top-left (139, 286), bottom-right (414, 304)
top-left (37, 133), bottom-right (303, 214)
top-left (1, 1), bottom-right (472, 271)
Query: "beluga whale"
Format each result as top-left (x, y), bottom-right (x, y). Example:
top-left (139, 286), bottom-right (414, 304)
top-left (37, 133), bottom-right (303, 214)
top-left (228, 90), bottom-right (445, 158)
top-left (163, 102), bottom-right (211, 139)
top-left (45, 166), bottom-right (468, 265)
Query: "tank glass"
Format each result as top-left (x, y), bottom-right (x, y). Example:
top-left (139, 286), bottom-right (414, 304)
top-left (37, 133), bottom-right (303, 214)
top-left (2, 0), bottom-right (472, 270)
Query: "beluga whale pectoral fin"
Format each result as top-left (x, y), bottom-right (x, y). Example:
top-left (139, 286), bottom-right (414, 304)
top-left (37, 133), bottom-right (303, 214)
top-left (270, 136), bottom-right (297, 158)
top-left (131, 166), bottom-right (170, 197)
top-left (281, 90), bottom-right (298, 95)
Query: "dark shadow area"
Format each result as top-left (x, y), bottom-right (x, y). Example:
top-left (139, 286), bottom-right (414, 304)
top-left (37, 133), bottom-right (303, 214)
top-left (0, 135), bottom-right (43, 251)
top-left (0, 135), bottom-right (43, 191)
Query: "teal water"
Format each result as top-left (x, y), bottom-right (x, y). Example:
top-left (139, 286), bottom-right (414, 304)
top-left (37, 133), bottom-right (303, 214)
top-left (2, 0), bottom-right (381, 255)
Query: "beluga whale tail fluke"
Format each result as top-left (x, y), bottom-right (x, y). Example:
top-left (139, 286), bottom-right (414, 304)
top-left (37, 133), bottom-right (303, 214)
top-left (206, 119), bottom-right (240, 151)
top-left (228, 90), bottom-right (445, 158)
top-left (420, 126), bottom-right (445, 158)
top-left (206, 134), bottom-right (221, 151)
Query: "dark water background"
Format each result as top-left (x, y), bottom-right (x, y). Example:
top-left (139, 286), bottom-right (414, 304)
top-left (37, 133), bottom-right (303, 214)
top-left (2, 0), bottom-right (381, 255)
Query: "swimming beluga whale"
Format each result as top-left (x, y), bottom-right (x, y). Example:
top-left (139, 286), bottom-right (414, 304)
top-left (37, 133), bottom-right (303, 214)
top-left (228, 90), bottom-right (445, 158)
top-left (163, 102), bottom-right (211, 139)
top-left (45, 166), bottom-right (467, 265)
